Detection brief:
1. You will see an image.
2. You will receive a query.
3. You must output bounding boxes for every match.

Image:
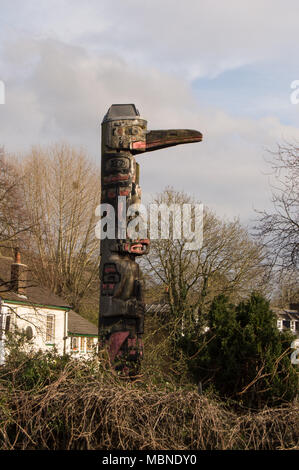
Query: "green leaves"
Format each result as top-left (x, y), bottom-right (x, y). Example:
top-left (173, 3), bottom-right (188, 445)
top-left (185, 293), bottom-right (298, 408)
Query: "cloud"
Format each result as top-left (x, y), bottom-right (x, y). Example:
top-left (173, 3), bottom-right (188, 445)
top-left (0, 1), bottom-right (298, 224)
top-left (0, 38), bottom-right (199, 152)
top-left (1, 0), bottom-right (298, 78)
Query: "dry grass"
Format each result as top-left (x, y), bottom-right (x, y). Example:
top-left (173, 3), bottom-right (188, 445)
top-left (0, 355), bottom-right (298, 450)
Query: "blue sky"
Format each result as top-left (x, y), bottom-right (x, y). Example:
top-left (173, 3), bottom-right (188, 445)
top-left (0, 0), bottom-right (298, 224)
top-left (193, 63), bottom-right (299, 125)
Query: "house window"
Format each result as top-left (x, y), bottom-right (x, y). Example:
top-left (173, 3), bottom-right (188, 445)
top-left (283, 320), bottom-right (290, 329)
top-left (5, 315), bottom-right (10, 333)
top-left (25, 326), bottom-right (34, 340)
top-left (86, 337), bottom-right (94, 352)
top-left (277, 320), bottom-right (283, 330)
top-left (80, 337), bottom-right (85, 353)
top-left (71, 336), bottom-right (79, 351)
top-left (46, 315), bottom-right (55, 343)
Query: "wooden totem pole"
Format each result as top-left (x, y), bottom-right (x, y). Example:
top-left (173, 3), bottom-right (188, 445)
top-left (99, 104), bottom-right (202, 375)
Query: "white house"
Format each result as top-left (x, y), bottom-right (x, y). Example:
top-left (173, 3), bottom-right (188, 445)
top-left (145, 302), bottom-right (299, 339)
top-left (0, 250), bottom-right (98, 364)
top-left (272, 305), bottom-right (299, 338)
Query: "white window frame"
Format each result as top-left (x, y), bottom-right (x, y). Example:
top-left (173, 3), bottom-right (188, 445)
top-left (291, 320), bottom-right (296, 332)
top-left (86, 337), bottom-right (94, 352)
top-left (46, 314), bottom-right (55, 343)
top-left (71, 336), bottom-right (79, 352)
top-left (80, 337), bottom-right (86, 353)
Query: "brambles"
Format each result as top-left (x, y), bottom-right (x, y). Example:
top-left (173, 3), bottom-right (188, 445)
top-left (0, 344), bottom-right (298, 450)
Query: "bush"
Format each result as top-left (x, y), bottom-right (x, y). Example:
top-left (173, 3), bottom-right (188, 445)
top-left (183, 293), bottom-right (298, 408)
top-left (0, 348), bottom-right (298, 449)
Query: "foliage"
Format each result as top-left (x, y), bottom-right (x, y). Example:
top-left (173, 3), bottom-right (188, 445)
top-left (1, 331), bottom-right (112, 392)
top-left (0, 343), bottom-right (298, 450)
top-left (144, 188), bottom-right (269, 337)
top-left (181, 293), bottom-right (298, 408)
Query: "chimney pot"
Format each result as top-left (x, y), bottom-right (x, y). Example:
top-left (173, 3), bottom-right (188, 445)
top-left (14, 247), bottom-right (21, 264)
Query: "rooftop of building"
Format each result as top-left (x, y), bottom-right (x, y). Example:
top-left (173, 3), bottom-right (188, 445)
top-left (0, 254), bottom-right (98, 336)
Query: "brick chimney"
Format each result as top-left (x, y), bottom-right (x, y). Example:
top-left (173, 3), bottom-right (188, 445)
top-left (10, 248), bottom-right (27, 295)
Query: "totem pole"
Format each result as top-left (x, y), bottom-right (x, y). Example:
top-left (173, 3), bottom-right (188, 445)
top-left (99, 104), bottom-right (202, 376)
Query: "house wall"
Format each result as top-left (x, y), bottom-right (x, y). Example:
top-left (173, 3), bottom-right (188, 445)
top-left (276, 317), bottom-right (299, 337)
top-left (1, 302), bottom-right (98, 361)
top-left (2, 302), bottom-right (68, 356)
top-left (67, 335), bottom-right (98, 358)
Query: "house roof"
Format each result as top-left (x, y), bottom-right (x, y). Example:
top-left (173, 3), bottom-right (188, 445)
top-left (0, 255), bottom-right (98, 336)
top-left (146, 303), bottom-right (299, 322)
top-left (0, 255), bottom-right (71, 309)
top-left (272, 307), bottom-right (299, 322)
top-left (68, 310), bottom-right (98, 336)
top-left (145, 303), bottom-right (170, 314)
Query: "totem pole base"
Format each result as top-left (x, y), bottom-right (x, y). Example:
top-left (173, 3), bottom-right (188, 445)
top-left (100, 317), bottom-right (143, 378)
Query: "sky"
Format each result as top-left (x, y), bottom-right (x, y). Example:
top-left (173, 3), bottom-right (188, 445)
top-left (0, 0), bottom-right (299, 225)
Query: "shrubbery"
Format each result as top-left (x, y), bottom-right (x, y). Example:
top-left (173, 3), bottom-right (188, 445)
top-left (0, 345), bottom-right (298, 450)
top-left (179, 293), bottom-right (298, 408)
top-left (0, 293), bottom-right (297, 449)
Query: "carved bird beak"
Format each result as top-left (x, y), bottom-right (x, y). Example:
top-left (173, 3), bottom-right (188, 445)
top-left (131, 129), bottom-right (202, 153)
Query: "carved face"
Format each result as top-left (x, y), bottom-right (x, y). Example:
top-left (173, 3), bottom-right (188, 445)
top-left (103, 118), bottom-right (147, 151)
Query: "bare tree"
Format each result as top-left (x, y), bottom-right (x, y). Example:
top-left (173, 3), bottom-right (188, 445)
top-left (0, 147), bottom-right (30, 250)
top-left (143, 188), bottom-right (269, 334)
top-left (255, 143), bottom-right (299, 273)
top-left (20, 143), bottom-right (101, 311)
top-left (269, 268), bottom-right (299, 308)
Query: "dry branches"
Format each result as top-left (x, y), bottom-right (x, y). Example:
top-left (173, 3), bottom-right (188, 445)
top-left (0, 354), bottom-right (297, 450)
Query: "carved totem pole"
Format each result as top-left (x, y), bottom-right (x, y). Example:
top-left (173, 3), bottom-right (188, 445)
top-left (99, 104), bottom-right (202, 375)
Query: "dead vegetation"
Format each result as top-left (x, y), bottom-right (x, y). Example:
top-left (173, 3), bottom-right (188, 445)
top-left (0, 353), bottom-right (297, 450)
